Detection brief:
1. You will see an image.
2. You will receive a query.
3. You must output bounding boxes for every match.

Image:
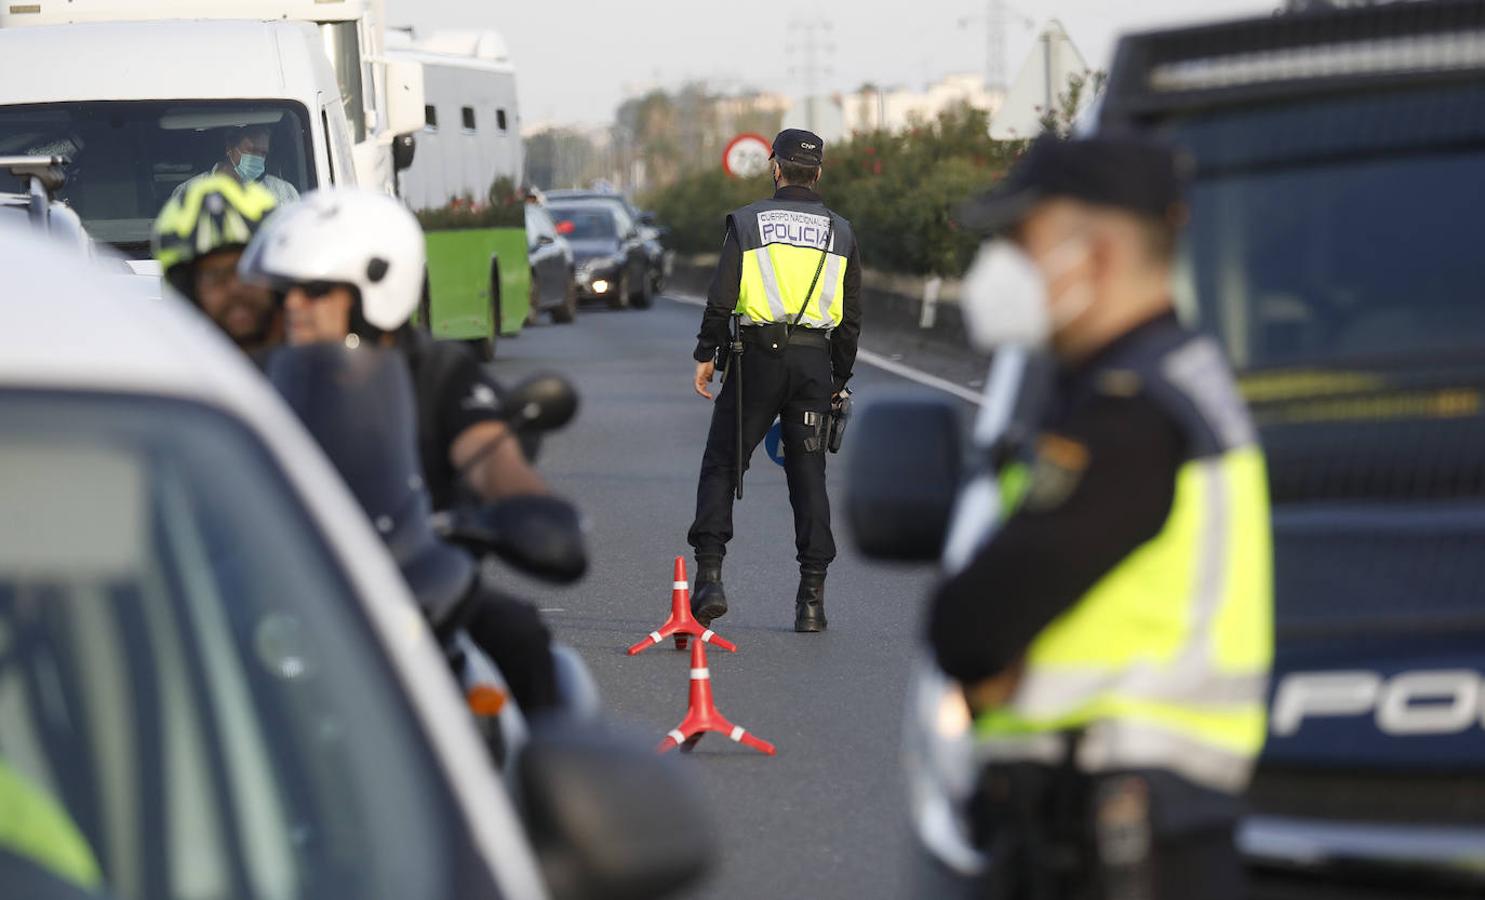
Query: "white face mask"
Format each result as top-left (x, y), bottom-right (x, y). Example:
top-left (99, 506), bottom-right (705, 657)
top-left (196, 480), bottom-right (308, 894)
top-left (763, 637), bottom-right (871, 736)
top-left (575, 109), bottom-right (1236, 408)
top-left (960, 238), bottom-right (1094, 352)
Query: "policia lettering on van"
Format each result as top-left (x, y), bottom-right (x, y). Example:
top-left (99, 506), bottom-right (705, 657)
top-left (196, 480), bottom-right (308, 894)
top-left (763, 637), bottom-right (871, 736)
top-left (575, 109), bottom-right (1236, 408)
top-left (687, 129), bottom-right (863, 634)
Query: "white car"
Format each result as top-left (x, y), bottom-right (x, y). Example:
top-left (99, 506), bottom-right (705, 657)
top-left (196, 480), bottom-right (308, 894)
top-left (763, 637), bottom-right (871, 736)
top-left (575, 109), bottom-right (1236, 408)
top-left (0, 219), bottom-right (707, 900)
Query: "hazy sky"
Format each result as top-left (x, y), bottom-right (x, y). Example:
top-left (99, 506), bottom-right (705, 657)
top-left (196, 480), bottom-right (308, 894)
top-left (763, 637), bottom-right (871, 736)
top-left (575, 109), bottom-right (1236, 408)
top-left (386, 0), bottom-right (1274, 128)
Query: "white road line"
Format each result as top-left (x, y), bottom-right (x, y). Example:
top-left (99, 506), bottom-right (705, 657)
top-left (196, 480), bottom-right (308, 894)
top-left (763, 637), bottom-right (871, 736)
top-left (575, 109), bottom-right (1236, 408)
top-left (665, 293), bottom-right (983, 406)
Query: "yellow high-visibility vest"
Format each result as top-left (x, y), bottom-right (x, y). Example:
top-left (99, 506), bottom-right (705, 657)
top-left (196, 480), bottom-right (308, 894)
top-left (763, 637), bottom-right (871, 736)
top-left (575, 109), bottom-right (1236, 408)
top-left (977, 330), bottom-right (1274, 795)
top-left (727, 199), bottom-right (853, 329)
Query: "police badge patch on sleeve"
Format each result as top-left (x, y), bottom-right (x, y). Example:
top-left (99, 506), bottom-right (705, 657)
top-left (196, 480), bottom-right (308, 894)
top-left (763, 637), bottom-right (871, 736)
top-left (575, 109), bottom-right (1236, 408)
top-left (1021, 433), bottom-right (1090, 512)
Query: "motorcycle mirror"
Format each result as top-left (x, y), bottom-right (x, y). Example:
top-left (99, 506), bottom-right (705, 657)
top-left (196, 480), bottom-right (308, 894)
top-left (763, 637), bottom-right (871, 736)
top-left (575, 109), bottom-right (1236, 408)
top-left (847, 397), bottom-right (965, 562)
top-left (517, 718), bottom-right (713, 900)
top-left (441, 495), bottom-right (588, 584)
top-left (503, 372), bottom-right (579, 433)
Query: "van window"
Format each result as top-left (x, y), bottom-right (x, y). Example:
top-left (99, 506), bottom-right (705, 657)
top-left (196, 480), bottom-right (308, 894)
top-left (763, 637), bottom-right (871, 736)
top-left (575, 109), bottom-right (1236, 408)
top-left (424, 106), bottom-right (438, 132)
top-left (0, 100), bottom-right (315, 259)
top-left (496, 109), bottom-right (508, 132)
top-left (461, 107), bottom-right (476, 132)
top-left (1168, 82), bottom-right (1485, 372)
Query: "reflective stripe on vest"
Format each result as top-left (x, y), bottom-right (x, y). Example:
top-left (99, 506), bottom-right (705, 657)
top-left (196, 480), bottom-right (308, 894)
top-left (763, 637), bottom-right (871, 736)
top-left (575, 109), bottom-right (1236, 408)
top-left (731, 202), bottom-right (849, 329)
top-left (976, 339), bottom-right (1274, 795)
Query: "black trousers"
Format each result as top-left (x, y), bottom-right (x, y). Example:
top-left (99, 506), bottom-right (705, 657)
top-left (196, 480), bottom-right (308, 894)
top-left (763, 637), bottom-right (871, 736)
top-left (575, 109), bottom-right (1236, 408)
top-left (687, 339), bottom-right (835, 571)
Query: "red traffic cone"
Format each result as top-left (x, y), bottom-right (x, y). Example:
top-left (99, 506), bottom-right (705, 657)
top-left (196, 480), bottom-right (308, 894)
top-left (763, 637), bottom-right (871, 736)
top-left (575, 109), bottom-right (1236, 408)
top-left (626, 557), bottom-right (737, 655)
top-left (658, 638), bottom-right (776, 756)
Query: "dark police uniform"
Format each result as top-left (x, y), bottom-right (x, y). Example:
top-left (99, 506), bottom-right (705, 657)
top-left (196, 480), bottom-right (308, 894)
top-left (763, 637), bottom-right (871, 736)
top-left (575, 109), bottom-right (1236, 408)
top-left (930, 138), bottom-right (1273, 899)
top-left (687, 129), bottom-right (863, 632)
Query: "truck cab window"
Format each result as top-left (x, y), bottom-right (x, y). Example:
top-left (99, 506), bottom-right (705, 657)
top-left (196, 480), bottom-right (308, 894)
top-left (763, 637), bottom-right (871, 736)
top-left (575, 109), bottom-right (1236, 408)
top-left (0, 100), bottom-right (313, 259)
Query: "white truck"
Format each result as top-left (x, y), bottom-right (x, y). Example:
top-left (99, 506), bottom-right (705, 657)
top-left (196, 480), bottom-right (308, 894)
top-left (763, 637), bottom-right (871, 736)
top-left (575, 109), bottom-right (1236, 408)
top-left (387, 28), bottom-right (524, 211)
top-left (0, 0), bottom-right (425, 195)
top-left (0, 17), bottom-right (364, 275)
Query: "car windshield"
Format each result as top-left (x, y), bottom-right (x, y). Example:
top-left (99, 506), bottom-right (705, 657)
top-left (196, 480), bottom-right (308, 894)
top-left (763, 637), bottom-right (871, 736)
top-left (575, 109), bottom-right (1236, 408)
top-left (0, 392), bottom-right (487, 900)
top-left (1165, 81), bottom-right (1485, 373)
top-left (550, 205), bottom-right (616, 240)
top-left (0, 101), bottom-right (314, 259)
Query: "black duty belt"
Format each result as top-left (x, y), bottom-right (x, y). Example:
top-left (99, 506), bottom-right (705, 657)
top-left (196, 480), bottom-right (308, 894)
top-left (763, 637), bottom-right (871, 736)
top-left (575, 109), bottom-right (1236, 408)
top-left (740, 324), bottom-right (831, 350)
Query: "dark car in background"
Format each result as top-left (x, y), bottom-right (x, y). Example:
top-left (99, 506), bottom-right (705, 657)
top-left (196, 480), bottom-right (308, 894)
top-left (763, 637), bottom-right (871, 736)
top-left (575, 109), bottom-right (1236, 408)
top-left (525, 203), bottom-right (578, 324)
top-left (1099, 1), bottom-right (1485, 897)
top-left (546, 189), bottom-right (669, 297)
top-left (547, 199), bottom-right (652, 310)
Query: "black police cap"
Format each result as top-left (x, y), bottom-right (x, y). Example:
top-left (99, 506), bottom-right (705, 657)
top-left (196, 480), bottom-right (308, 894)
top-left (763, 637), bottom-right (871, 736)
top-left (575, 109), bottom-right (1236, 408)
top-left (958, 135), bottom-right (1188, 233)
top-left (772, 128), bottom-right (825, 167)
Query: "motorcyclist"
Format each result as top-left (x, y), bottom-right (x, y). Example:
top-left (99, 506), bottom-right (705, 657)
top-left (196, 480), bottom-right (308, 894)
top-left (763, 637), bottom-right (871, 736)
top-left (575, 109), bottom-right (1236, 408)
top-left (240, 188), bottom-right (561, 712)
top-left (151, 174), bottom-right (281, 360)
top-left (268, 341), bottom-right (560, 713)
top-left (237, 187), bottom-right (548, 508)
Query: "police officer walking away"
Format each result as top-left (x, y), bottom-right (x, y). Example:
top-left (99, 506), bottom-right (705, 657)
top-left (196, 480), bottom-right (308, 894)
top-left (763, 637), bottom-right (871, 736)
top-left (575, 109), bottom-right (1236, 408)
top-left (687, 129), bottom-right (863, 632)
top-left (930, 136), bottom-right (1273, 899)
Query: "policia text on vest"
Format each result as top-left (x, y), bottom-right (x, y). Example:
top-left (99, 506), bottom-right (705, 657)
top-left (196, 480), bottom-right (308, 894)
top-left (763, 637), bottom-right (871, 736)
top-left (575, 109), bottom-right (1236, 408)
top-left (686, 131), bottom-right (863, 635)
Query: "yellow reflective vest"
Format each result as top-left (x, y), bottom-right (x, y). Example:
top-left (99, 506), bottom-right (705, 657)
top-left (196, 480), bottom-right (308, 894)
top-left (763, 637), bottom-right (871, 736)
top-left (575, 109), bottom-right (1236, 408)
top-left (978, 330), bottom-right (1274, 795)
top-left (727, 199), bottom-right (854, 329)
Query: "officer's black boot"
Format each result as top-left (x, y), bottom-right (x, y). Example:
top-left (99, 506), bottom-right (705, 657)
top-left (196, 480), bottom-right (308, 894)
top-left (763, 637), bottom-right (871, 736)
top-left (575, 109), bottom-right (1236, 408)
top-left (794, 569), bottom-right (827, 633)
top-left (691, 558), bottom-right (728, 627)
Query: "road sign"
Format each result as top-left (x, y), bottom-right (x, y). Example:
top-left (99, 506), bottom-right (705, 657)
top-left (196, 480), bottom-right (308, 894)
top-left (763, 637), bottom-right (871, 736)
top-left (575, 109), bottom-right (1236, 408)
top-left (723, 133), bottom-right (772, 179)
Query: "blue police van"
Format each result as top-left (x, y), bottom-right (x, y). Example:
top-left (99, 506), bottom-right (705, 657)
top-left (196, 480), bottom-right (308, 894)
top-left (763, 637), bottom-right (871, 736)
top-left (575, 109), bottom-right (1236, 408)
top-left (1098, 1), bottom-right (1485, 896)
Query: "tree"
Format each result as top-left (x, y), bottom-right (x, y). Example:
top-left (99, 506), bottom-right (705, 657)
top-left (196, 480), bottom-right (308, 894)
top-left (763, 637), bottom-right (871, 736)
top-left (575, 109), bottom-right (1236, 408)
top-left (1036, 70), bottom-right (1108, 138)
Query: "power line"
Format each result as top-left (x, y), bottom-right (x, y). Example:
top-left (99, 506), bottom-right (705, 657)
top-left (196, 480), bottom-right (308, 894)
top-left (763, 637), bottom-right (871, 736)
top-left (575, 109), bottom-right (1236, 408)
top-left (786, 18), bottom-right (835, 132)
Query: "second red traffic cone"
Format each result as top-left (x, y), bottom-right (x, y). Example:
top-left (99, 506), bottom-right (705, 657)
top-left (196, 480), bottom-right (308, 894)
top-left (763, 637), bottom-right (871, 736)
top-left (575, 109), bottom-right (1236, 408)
top-left (657, 638), bottom-right (776, 756)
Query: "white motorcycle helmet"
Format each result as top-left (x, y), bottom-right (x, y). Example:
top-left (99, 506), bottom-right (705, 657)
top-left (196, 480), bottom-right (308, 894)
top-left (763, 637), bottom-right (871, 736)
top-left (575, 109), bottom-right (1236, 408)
top-left (239, 188), bottom-right (425, 333)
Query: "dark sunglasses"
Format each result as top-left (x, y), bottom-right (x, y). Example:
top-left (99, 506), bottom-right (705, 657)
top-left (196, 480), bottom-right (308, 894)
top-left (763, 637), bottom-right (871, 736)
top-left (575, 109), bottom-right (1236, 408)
top-left (290, 281), bottom-right (341, 300)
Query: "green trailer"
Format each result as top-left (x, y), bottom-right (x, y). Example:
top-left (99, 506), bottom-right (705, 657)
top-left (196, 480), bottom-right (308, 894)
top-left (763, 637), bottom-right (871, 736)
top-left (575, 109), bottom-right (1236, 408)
top-left (420, 226), bottom-right (531, 361)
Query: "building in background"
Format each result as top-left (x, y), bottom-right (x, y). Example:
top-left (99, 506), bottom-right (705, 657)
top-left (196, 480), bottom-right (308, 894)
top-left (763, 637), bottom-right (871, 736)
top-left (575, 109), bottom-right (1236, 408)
top-left (388, 27), bottom-right (523, 210)
top-left (838, 73), bottom-right (1006, 136)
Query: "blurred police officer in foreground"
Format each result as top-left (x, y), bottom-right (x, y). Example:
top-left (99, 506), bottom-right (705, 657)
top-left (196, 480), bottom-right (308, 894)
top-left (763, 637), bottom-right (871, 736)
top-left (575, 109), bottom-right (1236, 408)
top-left (931, 136), bottom-right (1273, 899)
top-left (687, 129), bottom-right (863, 632)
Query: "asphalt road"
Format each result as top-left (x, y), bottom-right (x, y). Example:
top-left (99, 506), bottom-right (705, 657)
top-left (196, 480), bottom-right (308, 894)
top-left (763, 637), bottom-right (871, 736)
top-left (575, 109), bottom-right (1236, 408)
top-left (491, 295), bottom-right (977, 900)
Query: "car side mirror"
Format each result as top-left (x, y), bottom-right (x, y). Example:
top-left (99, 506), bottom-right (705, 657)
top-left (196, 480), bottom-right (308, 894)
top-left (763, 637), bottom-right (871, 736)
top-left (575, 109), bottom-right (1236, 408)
top-left (392, 133), bottom-right (417, 172)
top-left (538, 234), bottom-right (556, 246)
top-left (438, 495), bottom-right (587, 583)
top-left (518, 719), bottom-right (713, 900)
top-left (847, 397), bottom-right (964, 562)
top-left (638, 212), bottom-right (657, 226)
top-left (503, 372), bottom-right (579, 432)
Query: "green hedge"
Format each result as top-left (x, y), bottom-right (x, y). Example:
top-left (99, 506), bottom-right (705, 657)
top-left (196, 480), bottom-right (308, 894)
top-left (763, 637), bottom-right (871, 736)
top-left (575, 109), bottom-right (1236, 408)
top-left (640, 106), bottom-right (1023, 277)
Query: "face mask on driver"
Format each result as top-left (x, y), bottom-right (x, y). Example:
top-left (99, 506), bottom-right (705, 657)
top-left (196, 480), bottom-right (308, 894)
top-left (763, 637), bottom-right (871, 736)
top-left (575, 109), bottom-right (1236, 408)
top-left (234, 152), bottom-right (267, 183)
top-left (960, 238), bottom-right (1094, 352)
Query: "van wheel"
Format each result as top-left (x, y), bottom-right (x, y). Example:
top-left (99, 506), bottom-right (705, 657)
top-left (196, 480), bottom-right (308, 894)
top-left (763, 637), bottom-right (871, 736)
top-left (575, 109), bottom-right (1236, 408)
top-left (633, 267), bottom-right (654, 309)
top-left (527, 270), bottom-right (543, 326)
top-left (552, 277), bottom-right (578, 324)
top-left (607, 271), bottom-right (630, 310)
